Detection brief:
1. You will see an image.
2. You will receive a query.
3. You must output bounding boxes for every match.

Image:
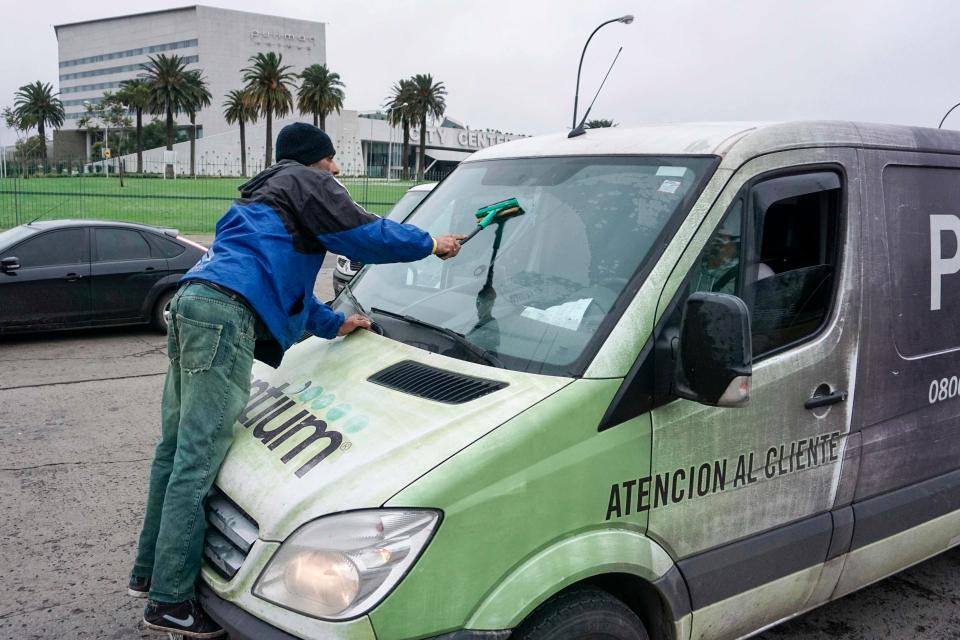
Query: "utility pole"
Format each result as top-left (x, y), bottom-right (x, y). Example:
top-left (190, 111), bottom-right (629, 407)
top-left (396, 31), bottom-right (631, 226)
top-left (387, 116), bottom-right (394, 181)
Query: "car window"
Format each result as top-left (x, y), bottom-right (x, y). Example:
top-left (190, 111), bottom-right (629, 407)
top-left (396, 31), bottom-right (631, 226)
top-left (688, 171), bottom-right (842, 358)
top-left (689, 200), bottom-right (743, 296)
top-left (11, 229), bottom-right (88, 267)
top-left (146, 233), bottom-right (186, 258)
top-left (386, 190), bottom-right (431, 222)
top-left (0, 226), bottom-right (33, 248)
top-left (95, 228), bottom-right (152, 261)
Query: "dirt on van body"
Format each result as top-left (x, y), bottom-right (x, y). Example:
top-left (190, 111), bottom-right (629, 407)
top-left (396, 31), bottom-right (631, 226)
top-left (0, 258), bottom-right (957, 639)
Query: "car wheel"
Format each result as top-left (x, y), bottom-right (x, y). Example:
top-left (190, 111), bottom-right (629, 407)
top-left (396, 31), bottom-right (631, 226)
top-left (153, 290), bottom-right (175, 333)
top-left (511, 587), bottom-right (649, 640)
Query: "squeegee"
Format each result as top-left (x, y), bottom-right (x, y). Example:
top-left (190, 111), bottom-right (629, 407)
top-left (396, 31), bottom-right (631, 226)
top-left (459, 198), bottom-right (525, 245)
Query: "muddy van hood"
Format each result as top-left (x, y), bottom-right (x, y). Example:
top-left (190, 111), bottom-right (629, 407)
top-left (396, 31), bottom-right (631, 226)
top-left (214, 331), bottom-right (570, 541)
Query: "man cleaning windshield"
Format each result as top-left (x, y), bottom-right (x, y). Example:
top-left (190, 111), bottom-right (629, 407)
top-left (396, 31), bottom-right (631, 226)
top-left (130, 122), bottom-right (464, 638)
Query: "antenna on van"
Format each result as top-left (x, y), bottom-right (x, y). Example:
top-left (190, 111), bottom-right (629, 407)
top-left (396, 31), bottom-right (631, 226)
top-left (938, 101), bottom-right (960, 129)
top-left (568, 47), bottom-right (623, 139)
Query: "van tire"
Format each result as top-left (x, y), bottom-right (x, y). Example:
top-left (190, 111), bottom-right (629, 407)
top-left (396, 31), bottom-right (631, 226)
top-left (511, 586), bottom-right (649, 640)
top-left (152, 289), bottom-right (175, 333)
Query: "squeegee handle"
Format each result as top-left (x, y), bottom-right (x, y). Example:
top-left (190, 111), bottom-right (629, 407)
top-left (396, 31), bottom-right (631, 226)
top-left (459, 225), bottom-right (484, 245)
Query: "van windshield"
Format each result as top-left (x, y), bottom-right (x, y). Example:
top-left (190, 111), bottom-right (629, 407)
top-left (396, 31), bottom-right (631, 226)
top-left (345, 155), bottom-right (716, 376)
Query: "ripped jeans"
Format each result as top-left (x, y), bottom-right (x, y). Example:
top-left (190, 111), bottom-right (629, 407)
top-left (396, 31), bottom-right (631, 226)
top-left (132, 282), bottom-right (256, 603)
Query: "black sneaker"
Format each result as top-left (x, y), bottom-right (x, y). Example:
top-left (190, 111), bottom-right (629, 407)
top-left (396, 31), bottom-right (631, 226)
top-left (143, 599), bottom-right (225, 638)
top-left (127, 575), bottom-right (150, 598)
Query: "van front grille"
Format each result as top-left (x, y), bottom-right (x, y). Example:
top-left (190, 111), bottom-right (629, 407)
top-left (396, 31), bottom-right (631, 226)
top-left (368, 360), bottom-right (507, 404)
top-left (203, 488), bottom-right (258, 580)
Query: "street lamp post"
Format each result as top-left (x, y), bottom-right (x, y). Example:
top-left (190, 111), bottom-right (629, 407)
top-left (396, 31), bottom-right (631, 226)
top-left (386, 108), bottom-right (394, 181)
top-left (571, 14), bottom-right (634, 131)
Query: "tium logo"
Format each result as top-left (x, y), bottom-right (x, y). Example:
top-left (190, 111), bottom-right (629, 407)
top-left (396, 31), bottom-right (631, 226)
top-left (238, 379), bottom-right (343, 478)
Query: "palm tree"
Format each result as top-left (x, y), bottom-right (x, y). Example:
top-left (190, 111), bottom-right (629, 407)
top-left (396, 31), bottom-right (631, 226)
top-left (140, 54), bottom-right (194, 178)
top-left (585, 119), bottom-right (617, 129)
top-left (407, 74), bottom-right (447, 180)
top-left (4, 106), bottom-right (36, 177)
top-left (242, 52), bottom-right (296, 168)
top-left (184, 70), bottom-right (212, 177)
top-left (297, 64), bottom-right (345, 130)
top-left (13, 81), bottom-right (64, 168)
top-left (223, 89), bottom-right (258, 177)
top-left (385, 79), bottom-right (416, 180)
top-left (115, 78), bottom-right (151, 174)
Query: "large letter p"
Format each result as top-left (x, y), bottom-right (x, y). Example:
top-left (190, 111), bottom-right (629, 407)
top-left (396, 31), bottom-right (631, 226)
top-left (930, 215), bottom-right (960, 311)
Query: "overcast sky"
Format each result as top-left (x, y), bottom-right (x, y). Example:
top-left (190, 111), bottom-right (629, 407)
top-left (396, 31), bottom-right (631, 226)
top-left (3, 0), bottom-right (960, 146)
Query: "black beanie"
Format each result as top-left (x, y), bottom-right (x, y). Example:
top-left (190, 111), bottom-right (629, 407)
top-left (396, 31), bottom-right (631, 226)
top-left (276, 122), bottom-right (336, 165)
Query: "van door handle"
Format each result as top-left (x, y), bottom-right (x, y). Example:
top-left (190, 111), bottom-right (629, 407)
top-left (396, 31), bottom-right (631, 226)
top-left (805, 390), bottom-right (847, 410)
top-left (64, 272), bottom-right (83, 282)
top-left (144, 266), bottom-right (155, 272)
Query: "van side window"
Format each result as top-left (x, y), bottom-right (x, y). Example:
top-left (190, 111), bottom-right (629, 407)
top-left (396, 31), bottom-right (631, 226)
top-left (689, 201), bottom-right (743, 296)
top-left (883, 165), bottom-right (960, 357)
top-left (746, 172), bottom-right (841, 356)
top-left (689, 171), bottom-right (842, 358)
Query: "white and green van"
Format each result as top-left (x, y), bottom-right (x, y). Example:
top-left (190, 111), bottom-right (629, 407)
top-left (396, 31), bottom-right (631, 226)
top-left (198, 121), bottom-right (960, 640)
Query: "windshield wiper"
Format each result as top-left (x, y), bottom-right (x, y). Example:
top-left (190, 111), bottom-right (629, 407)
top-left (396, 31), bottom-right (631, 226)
top-left (370, 306), bottom-right (503, 368)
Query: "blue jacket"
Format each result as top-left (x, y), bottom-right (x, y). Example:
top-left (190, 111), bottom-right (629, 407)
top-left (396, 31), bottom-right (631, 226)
top-left (182, 160), bottom-right (433, 366)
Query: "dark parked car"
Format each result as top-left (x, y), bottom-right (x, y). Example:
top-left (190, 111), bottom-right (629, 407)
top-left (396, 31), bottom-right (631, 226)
top-left (0, 220), bottom-right (207, 334)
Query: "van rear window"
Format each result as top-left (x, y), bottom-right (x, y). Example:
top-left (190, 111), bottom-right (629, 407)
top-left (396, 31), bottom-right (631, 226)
top-left (883, 165), bottom-right (960, 357)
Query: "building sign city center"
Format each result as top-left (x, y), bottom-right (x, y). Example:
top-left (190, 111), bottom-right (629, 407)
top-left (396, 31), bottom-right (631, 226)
top-left (410, 127), bottom-right (518, 150)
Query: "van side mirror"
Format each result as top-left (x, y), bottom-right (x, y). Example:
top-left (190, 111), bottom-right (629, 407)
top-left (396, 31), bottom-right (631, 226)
top-left (674, 292), bottom-right (752, 407)
top-left (1, 257), bottom-right (20, 273)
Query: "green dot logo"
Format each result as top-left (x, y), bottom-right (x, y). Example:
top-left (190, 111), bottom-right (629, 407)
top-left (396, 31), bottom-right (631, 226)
top-left (297, 385), bottom-right (325, 402)
top-left (311, 393), bottom-right (335, 411)
top-left (344, 415), bottom-right (369, 433)
top-left (327, 403), bottom-right (352, 421)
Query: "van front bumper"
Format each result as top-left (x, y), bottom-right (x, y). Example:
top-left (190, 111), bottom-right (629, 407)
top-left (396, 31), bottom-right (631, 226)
top-left (198, 584), bottom-right (511, 640)
top-left (199, 584), bottom-right (303, 640)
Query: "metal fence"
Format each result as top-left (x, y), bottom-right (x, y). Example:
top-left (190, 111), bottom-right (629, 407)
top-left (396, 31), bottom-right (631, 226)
top-left (0, 157), bottom-right (449, 234)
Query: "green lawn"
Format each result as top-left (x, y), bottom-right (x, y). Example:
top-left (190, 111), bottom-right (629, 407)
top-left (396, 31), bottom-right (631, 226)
top-left (0, 175), bottom-right (418, 233)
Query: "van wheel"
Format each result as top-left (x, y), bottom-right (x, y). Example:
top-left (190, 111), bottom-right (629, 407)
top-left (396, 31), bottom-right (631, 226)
top-left (152, 290), bottom-right (175, 333)
top-left (512, 586), bottom-right (649, 640)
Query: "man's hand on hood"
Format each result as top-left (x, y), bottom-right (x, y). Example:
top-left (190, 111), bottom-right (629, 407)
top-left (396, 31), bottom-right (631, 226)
top-left (338, 314), bottom-right (372, 337)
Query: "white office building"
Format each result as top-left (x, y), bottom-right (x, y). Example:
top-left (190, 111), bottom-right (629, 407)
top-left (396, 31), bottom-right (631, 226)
top-left (52, 5), bottom-right (523, 176)
top-left (55, 5), bottom-right (325, 139)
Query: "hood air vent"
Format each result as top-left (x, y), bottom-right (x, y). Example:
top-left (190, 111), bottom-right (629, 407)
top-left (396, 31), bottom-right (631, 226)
top-left (369, 360), bottom-right (507, 404)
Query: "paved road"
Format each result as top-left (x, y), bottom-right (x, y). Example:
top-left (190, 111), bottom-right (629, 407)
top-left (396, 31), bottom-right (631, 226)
top-left (1, 266), bottom-right (958, 639)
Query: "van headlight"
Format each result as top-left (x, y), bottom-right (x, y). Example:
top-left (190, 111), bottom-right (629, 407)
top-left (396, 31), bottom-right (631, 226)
top-left (252, 510), bottom-right (440, 619)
